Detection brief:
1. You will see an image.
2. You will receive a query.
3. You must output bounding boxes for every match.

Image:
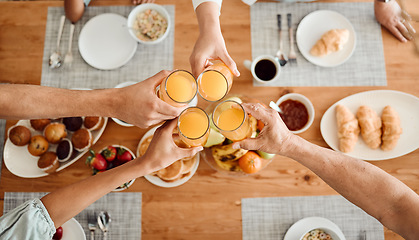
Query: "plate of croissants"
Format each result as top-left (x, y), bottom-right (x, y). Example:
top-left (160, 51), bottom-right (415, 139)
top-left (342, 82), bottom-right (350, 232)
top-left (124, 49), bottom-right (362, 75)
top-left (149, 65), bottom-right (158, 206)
top-left (320, 90), bottom-right (419, 161)
top-left (296, 10), bottom-right (356, 67)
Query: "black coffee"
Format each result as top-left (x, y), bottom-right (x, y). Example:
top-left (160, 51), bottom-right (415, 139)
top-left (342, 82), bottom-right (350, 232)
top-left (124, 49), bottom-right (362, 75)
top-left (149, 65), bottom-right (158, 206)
top-left (254, 59), bottom-right (277, 81)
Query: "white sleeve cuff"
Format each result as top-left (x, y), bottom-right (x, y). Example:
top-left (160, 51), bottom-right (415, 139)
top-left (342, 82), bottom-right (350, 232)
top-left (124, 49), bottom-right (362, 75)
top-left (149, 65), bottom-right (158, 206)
top-left (192, 0), bottom-right (223, 11)
top-left (241, 0), bottom-right (258, 5)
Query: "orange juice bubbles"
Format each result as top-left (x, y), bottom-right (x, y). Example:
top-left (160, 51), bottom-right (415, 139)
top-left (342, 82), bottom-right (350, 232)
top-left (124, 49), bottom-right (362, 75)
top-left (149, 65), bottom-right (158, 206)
top-left (159, 70), bottom-right (197, 107)
top-left (198, 60), bottom-right (233, 102)
top-left (178, 107), bottom-right (210, 147)
top-left (212, 100), bottom-right (250, 141)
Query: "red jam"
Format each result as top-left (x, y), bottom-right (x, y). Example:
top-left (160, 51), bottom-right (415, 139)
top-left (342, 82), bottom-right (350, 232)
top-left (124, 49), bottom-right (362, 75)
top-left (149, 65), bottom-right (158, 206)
top-left (278, 99), bottom-right (309, 131)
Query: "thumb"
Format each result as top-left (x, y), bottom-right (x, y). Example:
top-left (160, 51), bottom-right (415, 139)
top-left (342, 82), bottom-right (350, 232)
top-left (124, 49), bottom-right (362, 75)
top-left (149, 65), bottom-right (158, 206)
top-left (190, 55), bottom-right (207, 78)
top-left (220, 52), bottom-right (240, 77)
top-left (232, 138), bottom-right (259, 151)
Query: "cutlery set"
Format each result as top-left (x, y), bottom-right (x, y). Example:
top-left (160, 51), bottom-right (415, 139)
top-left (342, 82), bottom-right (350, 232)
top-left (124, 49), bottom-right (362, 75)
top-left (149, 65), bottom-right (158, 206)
top-left (49, 15), bottom-right (75, 69)
top-left (276, 13), bottom-right (297, 66)
top-left (88, 211), bottom-right (111, 240)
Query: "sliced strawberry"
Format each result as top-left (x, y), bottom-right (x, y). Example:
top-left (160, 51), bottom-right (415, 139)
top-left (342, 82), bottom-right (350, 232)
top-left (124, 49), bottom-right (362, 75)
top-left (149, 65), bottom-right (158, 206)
top-left (102, 146), bottom-right (117, 162)
top-left (117, 148), bottom-right (132, 162)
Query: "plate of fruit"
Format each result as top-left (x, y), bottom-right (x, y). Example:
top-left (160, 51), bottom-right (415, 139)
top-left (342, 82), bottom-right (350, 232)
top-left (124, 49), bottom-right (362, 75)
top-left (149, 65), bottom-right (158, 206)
top-left (137, 126), bottom-right (200, 188)
top-left (86, 145), bottom-right (136, 191)
top-left (201, 95), bottom-right (275, 176)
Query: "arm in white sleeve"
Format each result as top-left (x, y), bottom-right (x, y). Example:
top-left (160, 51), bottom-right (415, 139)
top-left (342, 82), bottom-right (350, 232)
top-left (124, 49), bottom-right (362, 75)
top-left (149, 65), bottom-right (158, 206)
top-left (192, 0), bottom-right (222, 11)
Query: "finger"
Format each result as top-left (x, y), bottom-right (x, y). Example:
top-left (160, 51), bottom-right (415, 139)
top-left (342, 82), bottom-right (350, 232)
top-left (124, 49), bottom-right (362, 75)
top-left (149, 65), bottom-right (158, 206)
top-left (232, 138), bottom-right (259, 151)
top-left (178, 146), bottom-right (204, 159)
top-left (242, 103), bottom-right (273, 124)
top-left (157, 118), bottom-right (178, 136)
top-left (219, 52), bottom-right (240, 77)
top-left (396, 21), bottom-right (413, 41)
top-left (388, 25), bottom-right (408, 42)
top-left (146, 70), bottom-right (173, 88)
top-left (190, 54), bottom-right (207, 78)
top-left (154, 101), bottom-right (185, 118)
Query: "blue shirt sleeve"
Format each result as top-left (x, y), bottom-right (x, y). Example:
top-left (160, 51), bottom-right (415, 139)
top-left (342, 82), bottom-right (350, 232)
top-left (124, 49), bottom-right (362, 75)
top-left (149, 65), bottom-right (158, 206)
top-left (84, 0), bottom-right (92, 6)
top-left (0, 199), bottom-right (56, 240)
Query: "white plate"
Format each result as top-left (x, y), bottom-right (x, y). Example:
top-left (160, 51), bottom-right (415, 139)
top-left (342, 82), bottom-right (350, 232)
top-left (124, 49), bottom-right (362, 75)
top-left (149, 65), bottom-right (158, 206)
top-left (3, 117), bottom-right (108, 178)
top-left (78, 13), bottom-right (138, 70)
top-left (137, 126), bottom-right (200, 188)
top-left (296, 10), bottom-right (356, 67)
top-left (320, 90), bottom-right (419, 161)
top-left (284, 217), bottom-right (346, 240)
top-left (61, 218), bottom-right (86, 240)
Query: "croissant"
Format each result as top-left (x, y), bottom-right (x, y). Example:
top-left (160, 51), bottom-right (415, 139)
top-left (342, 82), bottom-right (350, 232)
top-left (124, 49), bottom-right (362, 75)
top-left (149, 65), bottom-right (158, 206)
top-left (356, 106), bottom-right (382, 149)
top-left (336, 104), bottom-right (360, 153)
top-left (381, 106), bottom-right (402, 151)
top-left (310, 29), bottom-right (349, 57)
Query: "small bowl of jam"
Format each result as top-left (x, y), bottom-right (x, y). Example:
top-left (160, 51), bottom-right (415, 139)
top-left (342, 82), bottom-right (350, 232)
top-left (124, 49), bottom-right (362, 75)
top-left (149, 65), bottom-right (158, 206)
top-left (275, 93), bottom-right (315, 134)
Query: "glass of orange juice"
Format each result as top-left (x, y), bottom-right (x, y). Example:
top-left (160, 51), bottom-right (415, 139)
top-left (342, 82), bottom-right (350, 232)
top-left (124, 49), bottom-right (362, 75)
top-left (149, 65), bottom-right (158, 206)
top-left (177, 107), bottom-right (210, 147)
top-left (212, 100), bottom-right (250, 141)
top-left (197, 60), bottom-right (233, 102)
top-left (159, 70), bottom-right (197, 107)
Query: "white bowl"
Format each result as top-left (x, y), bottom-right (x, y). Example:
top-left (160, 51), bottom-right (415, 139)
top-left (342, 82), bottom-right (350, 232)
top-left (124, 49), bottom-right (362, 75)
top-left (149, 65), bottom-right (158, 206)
top-left (299, 227), bottom-right (342, 240)
top-left (127, 3), bottom-right (171, 45)
top-left (112, 81), bottom-right (137, 127)
top-left (275, 93), bottom-right (315, 134)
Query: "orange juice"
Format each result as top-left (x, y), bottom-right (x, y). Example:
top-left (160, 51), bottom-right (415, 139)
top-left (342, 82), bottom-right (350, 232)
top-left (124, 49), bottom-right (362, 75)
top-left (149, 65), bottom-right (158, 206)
top-left (159, 70), bottom-right (197, 107)
top-left (198, 60), bottom-right (233, 102)
top-left (213, 100), bottom-right (250, 141)
top-left (217, 108), bottom-right (244, 131)
top-left (178, 107), bottom-right (210, 147)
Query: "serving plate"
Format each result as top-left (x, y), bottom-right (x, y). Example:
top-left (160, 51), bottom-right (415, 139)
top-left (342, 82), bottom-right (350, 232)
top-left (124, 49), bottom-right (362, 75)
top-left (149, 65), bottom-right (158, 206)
top-left (284, 217), bottom-right (346, 240)
top-left (320, 90), bottom-right (419, 160)
top-left (296, 10), bottom-right (356, 67)
top-left (3, 117), bottom-right (108, 178)
top-left (137, 126), bottom-right (200, 188)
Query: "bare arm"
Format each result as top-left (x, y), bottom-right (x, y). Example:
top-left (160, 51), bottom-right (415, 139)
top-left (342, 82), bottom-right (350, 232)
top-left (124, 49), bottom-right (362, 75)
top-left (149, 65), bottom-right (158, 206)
top-left (0, 70), bottom-right (183, 128)
top-left (233, 103), bottom-right (419, 240)
top-left (41, 119), bottom-right (203, 227)
top-left (64, 0), bottom-right (85, 23)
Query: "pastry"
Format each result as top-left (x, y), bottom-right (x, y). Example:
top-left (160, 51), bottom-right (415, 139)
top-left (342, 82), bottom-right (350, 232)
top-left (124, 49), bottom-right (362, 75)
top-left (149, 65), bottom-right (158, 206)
top-left (381, 106), bottom-right (402, 151)
top-left (84, 116), bottom-right (104, 131)
top-left (28, 135), bottom-right (49, 156)
top-left (44, 123), bottom-right (67, 144)
top-left (30, 119), bottom-right (51, 131)
top-left (356, 105), bottom-right (382, 149)
top-left (56, 138), bottom-right (73, 162)
top-left (182, 155), bottom-right (197, 174)
top-left (335, 104), bottom-right (360, 153)
top-left (62, 117), bottom-right (83, 131)
top-left (37, 152), bottom-right (59, 173)
top-left (310, 29), bottom-right (349, 57)
top-left (71, 128), bottom-right (92, 152)
top-left (156, 160), bottom-right (184, 181)
top-left (8, 125), bottom-right (31, 146)
top-left (138, 135), bottom-right (153, 157)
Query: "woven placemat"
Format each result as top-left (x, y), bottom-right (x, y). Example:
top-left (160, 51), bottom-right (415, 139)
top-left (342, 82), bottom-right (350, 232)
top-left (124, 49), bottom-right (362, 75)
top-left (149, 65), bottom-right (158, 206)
top-left (41, 5), bottom-right (174, 89)
top-left (4, 192), bottom-right (142, 239)
top-left (242, 195), bottom-right (384, 240)
top-left (250, 2), bottom-right (386, 87)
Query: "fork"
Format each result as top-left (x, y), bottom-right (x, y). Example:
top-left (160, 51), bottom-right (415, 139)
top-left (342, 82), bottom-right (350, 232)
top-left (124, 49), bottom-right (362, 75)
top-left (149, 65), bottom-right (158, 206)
top-left (64, 23), bottom-right (75, 66)
top-left (275, 14), bottom-right (287, 66)
top-left (88, 212), bottom-right (97, 240)
top-left (287, 13), bottom-right (297, 64)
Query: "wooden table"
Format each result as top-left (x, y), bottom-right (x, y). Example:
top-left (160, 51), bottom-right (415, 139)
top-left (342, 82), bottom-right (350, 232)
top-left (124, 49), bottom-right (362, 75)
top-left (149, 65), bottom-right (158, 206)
top-left (1, 0), bottom-right (418, 239)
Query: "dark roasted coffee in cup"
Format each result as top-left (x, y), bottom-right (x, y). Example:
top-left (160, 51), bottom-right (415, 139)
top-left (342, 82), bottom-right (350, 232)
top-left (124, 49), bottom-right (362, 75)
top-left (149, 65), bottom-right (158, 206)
top-left (254, 59), bottom-right (277, 81)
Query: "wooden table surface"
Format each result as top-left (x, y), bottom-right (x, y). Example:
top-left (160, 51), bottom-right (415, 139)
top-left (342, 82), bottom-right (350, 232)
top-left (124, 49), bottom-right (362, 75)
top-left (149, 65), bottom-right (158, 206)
top-left (1, 0), bottom-right (418, 239)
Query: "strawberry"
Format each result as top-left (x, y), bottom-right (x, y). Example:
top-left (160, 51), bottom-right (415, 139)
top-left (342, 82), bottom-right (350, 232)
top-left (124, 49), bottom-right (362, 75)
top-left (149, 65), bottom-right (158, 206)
top-left (53, 226), bottom-right (63, 240)
top-left (102, 146), bottom-right (117, 162)
top-left (86, 150), bottom-right (108, 171)
top-left (117, 148), bottom-right (132, 162)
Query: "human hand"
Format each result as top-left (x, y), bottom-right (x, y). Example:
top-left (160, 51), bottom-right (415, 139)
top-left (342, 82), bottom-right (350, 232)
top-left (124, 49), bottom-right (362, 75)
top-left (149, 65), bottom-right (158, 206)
top-left (114, 70), bottom-right (185, 128)
top-left (141, 119), bottom-right (203, 172)
top-left (231, 103), bottom-right (296, 155)
top-left (374, 0), bottom-right (413, 42)
top-left (132, 0), bottom-right (154, 5)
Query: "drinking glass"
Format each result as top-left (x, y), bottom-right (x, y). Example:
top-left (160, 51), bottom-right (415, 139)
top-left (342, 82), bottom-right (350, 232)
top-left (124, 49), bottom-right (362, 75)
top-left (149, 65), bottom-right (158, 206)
top-left (158, 70), bottom-right (197, 107)
top-left (399, 0), bottom-right (419, 54)
top-left (177, 107), bottom-right (210, 147)
top-left (197, 60), bottom-right (233, 102)
top-left (212, 100), bottom-right (250, 141)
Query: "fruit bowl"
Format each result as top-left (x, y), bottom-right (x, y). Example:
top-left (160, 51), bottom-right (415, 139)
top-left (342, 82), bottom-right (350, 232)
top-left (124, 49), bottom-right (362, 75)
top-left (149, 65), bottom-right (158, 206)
top-left (201, 95), bottom-right (274, 176)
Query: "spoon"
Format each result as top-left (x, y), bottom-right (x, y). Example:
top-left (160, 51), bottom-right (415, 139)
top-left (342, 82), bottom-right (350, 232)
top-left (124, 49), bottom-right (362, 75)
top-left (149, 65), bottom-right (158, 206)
top-left (49, 15), bottom-right (66, 69)
top-left (97, 211), bottom-right (111, 240)
top-left (269, 101), bottom-right (283, 114)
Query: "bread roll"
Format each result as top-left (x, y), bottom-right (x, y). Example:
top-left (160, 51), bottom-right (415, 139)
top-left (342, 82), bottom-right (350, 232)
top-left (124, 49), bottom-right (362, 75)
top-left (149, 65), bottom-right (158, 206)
top-left (336, 104), bottom-right (359, 153)
top-left (310, 29), bottom-right (349, 57)
top-left (381, 106), bottom-right (402, 151)
top-left (356, 106), bottom-right (382, 149)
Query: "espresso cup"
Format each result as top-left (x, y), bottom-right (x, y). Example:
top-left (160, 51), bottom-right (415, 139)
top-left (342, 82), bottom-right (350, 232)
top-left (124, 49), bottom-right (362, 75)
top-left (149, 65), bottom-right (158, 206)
top-left (243, 55), bottom-right (281, 84)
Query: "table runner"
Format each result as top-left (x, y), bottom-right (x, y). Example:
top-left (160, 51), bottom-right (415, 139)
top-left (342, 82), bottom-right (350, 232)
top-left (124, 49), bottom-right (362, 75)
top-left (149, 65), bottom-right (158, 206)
top-left (0, 119), bottom-right (5, 180)
top-left (250, 2), bottom-right (387, 87)
top-left (41, 6), bottom-right (174, 89)
top-left (4, 192), bottom-right (142, 239)
top-left (242, 195), bottom-right (384, 240)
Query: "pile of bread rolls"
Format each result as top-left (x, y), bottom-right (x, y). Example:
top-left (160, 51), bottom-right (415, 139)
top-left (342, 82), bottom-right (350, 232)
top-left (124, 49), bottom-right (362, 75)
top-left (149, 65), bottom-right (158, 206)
top-left (336, 105), bottom-right (402, 153)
